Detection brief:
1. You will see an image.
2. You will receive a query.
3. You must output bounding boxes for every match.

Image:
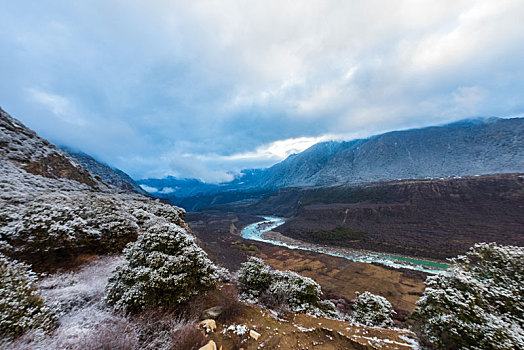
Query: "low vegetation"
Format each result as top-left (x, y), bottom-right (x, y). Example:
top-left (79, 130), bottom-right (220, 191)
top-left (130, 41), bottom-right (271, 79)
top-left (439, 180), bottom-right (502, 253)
top-left (352, 291), bottom-right (395, 328)
top-left (0, 253), bottom-right (56, 339)
top-left (311, 227), bottom-right (364, 242)
top-left (237, 257), bottom-right (337, 317)
top-left (413, 243), bottom-right (524, 349)
top-left (104, 222), bottom-right (219, 312)
top-left (0, 186), bottom-right (188, 271)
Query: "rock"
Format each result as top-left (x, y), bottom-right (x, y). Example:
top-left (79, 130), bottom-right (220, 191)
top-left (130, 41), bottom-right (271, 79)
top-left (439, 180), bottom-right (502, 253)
top-left (199, 319), bottom-right (217, 333)
top-left (249, 329), bottom-right (261, 340)
top-left (202, 306), bottom-right (223, 319)
top-left (199, 340), bottom-right (217, 350)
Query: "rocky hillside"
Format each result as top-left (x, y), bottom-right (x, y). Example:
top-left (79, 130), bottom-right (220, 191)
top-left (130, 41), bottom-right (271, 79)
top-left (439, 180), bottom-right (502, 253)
top-left (0, 108), bottom-right (101, 188)
top-left (61, 146), bottom-right (149, 195)
top-left (0, 108), bottom-right (185, 270)
top-left (211, 173), bottom-right (524, 260)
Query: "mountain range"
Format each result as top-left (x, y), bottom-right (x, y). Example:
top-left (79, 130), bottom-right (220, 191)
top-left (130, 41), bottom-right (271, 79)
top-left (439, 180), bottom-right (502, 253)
top-left (138, 117), bottom-right (524, 208)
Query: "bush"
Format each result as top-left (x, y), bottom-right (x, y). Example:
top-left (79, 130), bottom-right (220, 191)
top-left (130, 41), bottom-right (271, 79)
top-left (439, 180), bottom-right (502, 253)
top-left (0, 253), bottom-right (56, 339)
top-left (269, 270), bottom-right (335, 316)
top-left (352, 291), bottom-right (395, 328)
top-left (413, 243), bottom-right (524, 349)
top-left (104, 222), bottom-right (218, 312)
top-left (0, 190), bottom-right (187, 270)
top-left (237, 257), bottom-right (271, 299)
top-left (237, 257), bottom-right (337, 317)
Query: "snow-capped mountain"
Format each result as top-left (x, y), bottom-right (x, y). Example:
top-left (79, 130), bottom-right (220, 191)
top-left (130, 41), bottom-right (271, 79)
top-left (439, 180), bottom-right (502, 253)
top-left (238, 117), bottom-right (524, 189)
top-left (142, 117), bottom-right (524, 200)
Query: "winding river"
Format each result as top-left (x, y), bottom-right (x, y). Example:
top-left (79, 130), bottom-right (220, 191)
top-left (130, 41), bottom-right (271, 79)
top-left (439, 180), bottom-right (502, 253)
top-left (241, 216), bottom-right (449, 274)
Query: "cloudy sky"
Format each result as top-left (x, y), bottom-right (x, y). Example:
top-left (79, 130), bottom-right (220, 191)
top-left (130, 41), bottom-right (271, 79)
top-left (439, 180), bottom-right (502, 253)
top-left (1, 0), bottom-right (523, 182)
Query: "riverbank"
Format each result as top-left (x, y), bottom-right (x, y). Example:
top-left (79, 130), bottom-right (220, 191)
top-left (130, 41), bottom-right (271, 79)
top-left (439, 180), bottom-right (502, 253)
top-left (242, 216), bottom-right (449, 274)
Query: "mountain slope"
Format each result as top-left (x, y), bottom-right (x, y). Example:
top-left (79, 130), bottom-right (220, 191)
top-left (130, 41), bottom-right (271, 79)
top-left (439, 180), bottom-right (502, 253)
top-left (61, 147), bottom-right (149, 195)
top-left (0, 108), bottom-right (100, 188)
top-left (0, 107), bottom-right (186, 270)
top-left (142, 117), bottom-right (524, 203)
top-left (242, 117), bottom-right (524, 190)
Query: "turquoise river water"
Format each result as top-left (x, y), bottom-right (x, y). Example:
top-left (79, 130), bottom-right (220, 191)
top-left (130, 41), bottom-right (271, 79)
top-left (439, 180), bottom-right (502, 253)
top-left (241, 216), bottom-right (449, 274)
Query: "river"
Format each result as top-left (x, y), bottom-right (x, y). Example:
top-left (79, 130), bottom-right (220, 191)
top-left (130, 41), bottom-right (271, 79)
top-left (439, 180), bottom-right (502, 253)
top-left (241, 216), bottom-right (449, 274)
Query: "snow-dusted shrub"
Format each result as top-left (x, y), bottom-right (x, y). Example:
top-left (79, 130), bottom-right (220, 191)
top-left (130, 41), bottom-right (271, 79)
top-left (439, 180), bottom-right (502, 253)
top-left (237, 257), bottom-right (272, 298)
top-left (215, 265), bottom-right (232, 282)
top-left (237, 257), bottom-right (337, 317)
top-left (0, 193), bottom-right (140, 266)
top-left (352, 291), bottom-right (395, 328)
top-left (0, 186), bottom-right (191, 270)
top-left (414, 243), bottom-right (524, 349)
top-left (269, 270), bottom-right (337, 316)
top-left (104, 222), bottom-right (218, 312)
top-left (0, 253), bottom-right (55, 338)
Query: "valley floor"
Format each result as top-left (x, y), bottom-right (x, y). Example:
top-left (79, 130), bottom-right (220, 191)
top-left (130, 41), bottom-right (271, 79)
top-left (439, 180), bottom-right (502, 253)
top-left (187, 211), bottom-right (427, 317)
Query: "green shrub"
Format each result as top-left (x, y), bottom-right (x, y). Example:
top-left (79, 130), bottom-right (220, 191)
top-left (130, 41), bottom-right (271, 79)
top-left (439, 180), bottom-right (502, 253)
top-left (352, 291), bottom-right (395, 328)
top-left (0, 253), bottom-right (55, 338)
top-left (104, 223), bottom-right (218, 312)
top-left (237, 257), bottom-right (337, 317)
top-left (413, 243), bottom-right (524, 349)
top-left (236, 257), bottom-right (271, 299)
top-left (269, 270), bottom-right (337, 316)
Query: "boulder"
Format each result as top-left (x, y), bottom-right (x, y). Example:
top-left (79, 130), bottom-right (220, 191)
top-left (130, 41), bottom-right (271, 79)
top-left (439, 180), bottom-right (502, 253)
top-left (249, 329), bottom-right (261, 340)
top-left (202, 306), bottom-right (223, 319)
top-left (199, 319), bottom-right (217, 333)
top-left (199, 340), bottom-right (217, 350)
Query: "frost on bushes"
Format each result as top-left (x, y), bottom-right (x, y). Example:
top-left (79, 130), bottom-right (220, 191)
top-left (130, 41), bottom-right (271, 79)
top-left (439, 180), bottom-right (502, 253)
top-left (237, 257), bottom-right (271, 298)
top-left (104, 222), bottom-right (219, 312)
top-left (269, 270), bottom-right (337, 317)
top-left (0, 253), bottom-right (55, 338)
top-left (0, 176), bottom-right (187, 267)
top-left (352, 291), bottom-right (394, 328)
top-left (237, 257), bottom-right (337, 317)
top-left (414, 243), bottom-right (524, 349)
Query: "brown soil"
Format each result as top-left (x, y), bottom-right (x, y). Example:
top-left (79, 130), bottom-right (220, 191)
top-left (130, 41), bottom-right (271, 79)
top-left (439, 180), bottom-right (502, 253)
top-left (257, 244), bottom-right (426, 314)
top-left (205, 301), bottom-right (418, 350)
top-left (187, 211), bottom-right (426, 318)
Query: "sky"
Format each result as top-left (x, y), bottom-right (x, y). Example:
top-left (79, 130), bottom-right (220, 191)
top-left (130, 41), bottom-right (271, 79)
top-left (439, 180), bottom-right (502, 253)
top-left (1, 0), bottom-right (524, 182)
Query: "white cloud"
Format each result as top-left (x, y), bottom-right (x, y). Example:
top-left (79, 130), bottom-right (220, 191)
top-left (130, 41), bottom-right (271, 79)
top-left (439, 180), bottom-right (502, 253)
top-left (158, 187), bottom-right (176, 194)
top-left (410, 0), bottom-right (524, 69)
top-left (27, 88), bottom-right (86, 126)
top-left (139, 184), bottom-right (158, 193)
top-left (222, 136), bottom-right (333, 162)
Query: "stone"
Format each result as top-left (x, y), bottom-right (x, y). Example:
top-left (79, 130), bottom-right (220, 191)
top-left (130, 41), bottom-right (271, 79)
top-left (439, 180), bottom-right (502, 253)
top-left (202, 306), bottom-right (223, 319)
top-left (249, 329), bottom-right (261, 340)
top-left (199, 319), bottom-right (217, 333)
top-left (199, 340), bottom-right (217, 350)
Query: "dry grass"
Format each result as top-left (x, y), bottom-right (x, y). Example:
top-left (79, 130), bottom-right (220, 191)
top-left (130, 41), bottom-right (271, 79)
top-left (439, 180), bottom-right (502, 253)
top-left (76, 318), bottom-right (138, 350)
top-left (171, 322), bottom-right (207, 350)
top-left (216, 288), bottom-right (245, 323)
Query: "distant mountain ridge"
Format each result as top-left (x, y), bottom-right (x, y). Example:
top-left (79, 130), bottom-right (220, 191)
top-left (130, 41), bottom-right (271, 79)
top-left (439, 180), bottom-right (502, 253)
top-left (140, 117), bottom-right (524, 201)
top-left (60, 147), bottom-right (149, 195)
